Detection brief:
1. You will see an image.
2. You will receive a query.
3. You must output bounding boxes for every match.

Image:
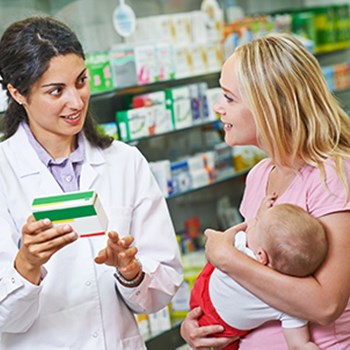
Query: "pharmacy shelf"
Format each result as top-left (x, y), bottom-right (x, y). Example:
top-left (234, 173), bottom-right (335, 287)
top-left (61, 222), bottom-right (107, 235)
top-left (127, 119), bottom-right (221, 145)
top-left (167, 167), bottom-right (251, 200)
top-left (90, 71), bottom-right (221, 124)
top-left (90, 71), bottom-right (221, 100)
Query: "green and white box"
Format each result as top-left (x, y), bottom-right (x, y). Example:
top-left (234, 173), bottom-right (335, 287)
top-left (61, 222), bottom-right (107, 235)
top-left (32, 190), bottom-right (108, 238)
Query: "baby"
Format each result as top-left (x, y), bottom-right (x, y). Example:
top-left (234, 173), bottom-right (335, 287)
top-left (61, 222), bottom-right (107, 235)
top-left (190, 194), bottom-right (328, 350)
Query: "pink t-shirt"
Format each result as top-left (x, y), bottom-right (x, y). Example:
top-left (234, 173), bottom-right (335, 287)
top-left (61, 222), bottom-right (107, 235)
top-left (239, 158), bottom-right (350, 349)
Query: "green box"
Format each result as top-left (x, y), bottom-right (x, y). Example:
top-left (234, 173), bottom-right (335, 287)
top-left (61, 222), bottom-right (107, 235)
top-left (32, 190), bottom-right (108, 238)
top-left (116, 108), bottom-right (150, 141)
top-left (86, 52), bottom-right (113, 94)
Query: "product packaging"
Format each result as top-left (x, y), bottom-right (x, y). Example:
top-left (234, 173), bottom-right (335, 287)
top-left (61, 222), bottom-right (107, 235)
top-left (32, 190), bottom-right (108, 238)
top-left (165, 86), bottom-right (193, 130)
top-left (86, 52), bottom-right (113, 93)
top-left (110, 45), bottom-right (137, 88)
top-left (116, 107), bottom-right (151, 141)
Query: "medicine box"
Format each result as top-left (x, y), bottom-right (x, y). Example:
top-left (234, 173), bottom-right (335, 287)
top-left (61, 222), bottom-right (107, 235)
top-left (165, 86), bottom-right (192, 130)
top-left (85, 52), bottom-right (113, 93)
top-left (110, 45), bottom-right (137, 89)
top-left (116, 107), bottom-right (151, 141)
top-left (31, 190), bottom-right (108, 238)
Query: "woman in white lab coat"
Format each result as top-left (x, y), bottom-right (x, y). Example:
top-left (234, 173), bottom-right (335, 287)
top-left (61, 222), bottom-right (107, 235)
top-left (0, 16), bottom-right (183, 350)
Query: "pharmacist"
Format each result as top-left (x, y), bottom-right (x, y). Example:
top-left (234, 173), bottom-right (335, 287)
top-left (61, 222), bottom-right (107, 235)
top-left (0, 16), bottom-right (183, 350)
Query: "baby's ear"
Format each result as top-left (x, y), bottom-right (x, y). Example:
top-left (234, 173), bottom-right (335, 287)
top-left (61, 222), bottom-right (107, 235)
top-left (256, 249), bottom-right (269, 265)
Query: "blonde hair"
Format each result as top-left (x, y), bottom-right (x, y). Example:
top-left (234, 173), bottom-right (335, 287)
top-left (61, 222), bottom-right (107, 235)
top-left (234, 33), bottom-right (350, 196)
top-left (260, 204), bottom-right (327, 277)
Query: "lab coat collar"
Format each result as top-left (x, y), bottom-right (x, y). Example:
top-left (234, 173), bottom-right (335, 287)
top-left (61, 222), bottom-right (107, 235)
top-left (80, 132), bottom-right (106, 190)
top-left (4, 124), bottom-right (106, 192)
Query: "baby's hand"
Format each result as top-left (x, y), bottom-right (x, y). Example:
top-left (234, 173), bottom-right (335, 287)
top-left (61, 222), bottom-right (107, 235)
top-left (258, 192), bottom-right (278, 214)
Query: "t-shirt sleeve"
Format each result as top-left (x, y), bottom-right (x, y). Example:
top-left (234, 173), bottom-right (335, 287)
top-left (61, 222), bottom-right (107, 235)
top-left (280, 313), bottom-right (308, 328)
top-left (306, 161), bottom-right (350, 218)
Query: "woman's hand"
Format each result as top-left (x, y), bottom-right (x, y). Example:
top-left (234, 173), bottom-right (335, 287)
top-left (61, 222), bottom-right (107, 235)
top-left (204, 222), bottom-right (247, 269)
top-left (95, 231), bottom-right (141, 280)
top-left (15, 215), bottom-right (78, 285)
top-left (180, 307), bottom-right (237, 349)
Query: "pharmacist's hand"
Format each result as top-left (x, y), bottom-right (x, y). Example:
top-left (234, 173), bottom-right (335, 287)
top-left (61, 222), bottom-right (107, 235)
top-left (95, 231), bottom-right (138, 268)
top-left (180, 307), bottom-right (236, 349)
top-left (204, 222), bottom-right (247, 270)
top-left (15, 215), bottom-right (78, 285)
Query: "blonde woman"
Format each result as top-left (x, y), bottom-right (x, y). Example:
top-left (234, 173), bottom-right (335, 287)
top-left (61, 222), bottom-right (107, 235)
top-left (181, 33), bottom-right (350, 349)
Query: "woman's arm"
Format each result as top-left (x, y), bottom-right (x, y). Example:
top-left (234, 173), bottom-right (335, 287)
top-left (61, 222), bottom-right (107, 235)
top-left (205, 211), bottom-right (350, 325)
top-left (111, 147), bottom-right (183, 314)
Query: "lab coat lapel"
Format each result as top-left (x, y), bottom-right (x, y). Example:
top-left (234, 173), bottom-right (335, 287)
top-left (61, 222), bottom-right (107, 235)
top-left (6, 125), bottom-right (63, 197)
top-left (5, 125), bottom-right (106, 193)
top-left (79, 135), bottom-right (106, 191)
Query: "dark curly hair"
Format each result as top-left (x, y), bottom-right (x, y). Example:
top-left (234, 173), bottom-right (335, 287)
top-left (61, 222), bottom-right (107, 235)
top-left (0, 16), bottom-right (113, 148)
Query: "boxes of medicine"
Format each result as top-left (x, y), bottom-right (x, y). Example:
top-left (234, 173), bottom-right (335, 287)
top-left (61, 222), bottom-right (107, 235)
top-left (98, 122), bottom-right (119, 139)
top-left (86, 52), bottom-right (113, 93)
top-left (155, 43), bottom-right (176, 81)
top-left (205, 87), bottom-right (221, 121)
top-left (149, 160), bottom-right (173, 198)
top-left (31, 190), bottom-right (108, 238)
top-left (110, 46), bottom-right (137, 89)
top-left (134, 45), bottom-right (157, 85)
top-left (165, 87), bottom-right (192, 130)
top-left (131, 91), bottom-right (173, 135)
top-left (116, 107), bottom-right (151, 141)
top-left (170, 160), bottom-right (192, 195)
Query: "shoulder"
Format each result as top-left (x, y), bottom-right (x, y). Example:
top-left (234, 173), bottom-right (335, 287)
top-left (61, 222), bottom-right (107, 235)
top-left (246, 158), bottom-right (272, 179)
top-left (245, 158), bottom-right (272, 188)
top-left (300, 158), bottom-right (350, 217)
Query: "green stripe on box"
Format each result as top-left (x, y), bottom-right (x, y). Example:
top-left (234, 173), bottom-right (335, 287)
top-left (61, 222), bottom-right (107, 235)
top-left (33, 205), bottom-right (97, 221)
top-left (32, 191), bottom-right (95, 206)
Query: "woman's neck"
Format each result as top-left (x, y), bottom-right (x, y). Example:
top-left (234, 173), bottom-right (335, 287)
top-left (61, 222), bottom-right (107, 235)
top-left (36, 133), bottom-right (76, 159)
top-left (266, 161), bottom-right (304, 197)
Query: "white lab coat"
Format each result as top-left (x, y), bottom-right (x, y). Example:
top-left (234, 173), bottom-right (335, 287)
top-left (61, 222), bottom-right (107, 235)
top-left (0, 124), bottom-right (183, 350)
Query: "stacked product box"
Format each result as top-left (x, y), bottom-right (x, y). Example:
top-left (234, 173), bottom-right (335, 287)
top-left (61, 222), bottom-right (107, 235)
top-left (150, 151), bottom-right (217, 198)
top-left (114, 83), bottom-right (215, 142)
top-left (116, 107), bottom-right (151, 142)
top-left (31, 190), bottom-right (108, 238)
top-left (98, 122), bottom-right (119, 139)
top-left (170, 160), bottom-right (192, 195)
top-left (109, 46), bottom-right (138, 89)
top-left (205, 87), bottom-right (222, 121)
top-left (284, 4), bottom-right (350, 53)
top-left (165, 86), bottom-right (193, 130)
top-left (85, 52), bottom-right (113, 94)
top-left (130, 91), bottom-right (173, 136)
top-left (214, 142), bottom-right (235, 180)
top-left (170, 251), bottom-right (207, 322)
top-left (110, 43), bottom-right (176, 87)
top-left (149, 160), bottom-right (173, 198)
top-left (187, 154), bottom-right (211, 189)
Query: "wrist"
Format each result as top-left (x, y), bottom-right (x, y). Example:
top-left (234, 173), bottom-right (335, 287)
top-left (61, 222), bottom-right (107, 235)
top-left (114, 258), bottom-right (144, 288)
top-left (15, 252), bottom-right (42, 285)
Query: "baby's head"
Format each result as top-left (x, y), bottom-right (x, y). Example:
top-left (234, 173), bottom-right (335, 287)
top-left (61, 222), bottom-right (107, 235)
top-left (254, 204), bottom-right (327, 277)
